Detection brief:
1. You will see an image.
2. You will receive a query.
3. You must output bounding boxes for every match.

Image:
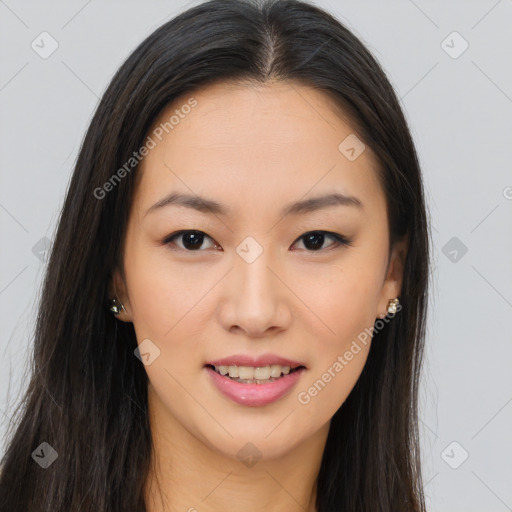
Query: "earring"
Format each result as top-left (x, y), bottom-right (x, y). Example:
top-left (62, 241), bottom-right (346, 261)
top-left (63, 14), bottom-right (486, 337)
top-left (109, 297), bottom-right (126, 315)
top-left (387, 298), bottom-right (400, 315)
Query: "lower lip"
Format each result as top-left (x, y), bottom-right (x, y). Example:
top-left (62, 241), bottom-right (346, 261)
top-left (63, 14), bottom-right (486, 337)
top-left (205, 366), bottom-right (305, 407)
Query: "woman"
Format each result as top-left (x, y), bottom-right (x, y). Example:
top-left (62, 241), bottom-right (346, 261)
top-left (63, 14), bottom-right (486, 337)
top-left (0, 0), bottom-right (431, 510)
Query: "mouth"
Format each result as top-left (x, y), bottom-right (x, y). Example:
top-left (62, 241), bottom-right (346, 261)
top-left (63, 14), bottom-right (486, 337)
top-left (204, 359), bottom-right (307, 407)
top-left (205, 363), bottom-right (306, 384)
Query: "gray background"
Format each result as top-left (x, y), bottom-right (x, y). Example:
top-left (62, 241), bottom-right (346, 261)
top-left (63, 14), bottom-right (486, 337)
top-left (1, 1), bottom-right (511, 510)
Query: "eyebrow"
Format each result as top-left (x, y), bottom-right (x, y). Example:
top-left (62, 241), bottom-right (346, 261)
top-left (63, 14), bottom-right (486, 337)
top-left (144, 191), bottom-right (363, 218)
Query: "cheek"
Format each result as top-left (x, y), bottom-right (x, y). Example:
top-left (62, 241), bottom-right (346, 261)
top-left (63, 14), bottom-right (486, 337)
top-left (306, 258), bottom-right (383, 346)
top-left (296, 295), bottom-right (374, 425)
top-left (125, 242), bottom-right (210, 339)
top-left (293, 261), bottom-right (383, 414)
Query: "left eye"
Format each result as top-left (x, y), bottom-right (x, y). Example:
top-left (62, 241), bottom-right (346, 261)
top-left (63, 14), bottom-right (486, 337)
top-left (163, 230), bottom-right (351, 252)
top-left (292, 231), bottom-right (352, 251)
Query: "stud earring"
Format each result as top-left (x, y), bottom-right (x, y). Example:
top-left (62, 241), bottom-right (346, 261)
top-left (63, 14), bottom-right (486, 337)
top-left (109, 297), bottom-right (126, 315)
top-left (387, 298), bottom-right (400, 315)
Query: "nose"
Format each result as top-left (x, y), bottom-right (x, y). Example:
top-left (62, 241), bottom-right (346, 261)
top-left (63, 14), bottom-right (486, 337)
top-left (219, 250), bottom-right (292, 338)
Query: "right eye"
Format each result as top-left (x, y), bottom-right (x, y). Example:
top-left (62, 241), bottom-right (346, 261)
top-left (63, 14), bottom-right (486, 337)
top-left (163, 230), bottom-right (221, 252)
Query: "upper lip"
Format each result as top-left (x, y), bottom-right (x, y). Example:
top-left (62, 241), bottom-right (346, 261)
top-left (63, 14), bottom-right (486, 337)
top-left (206, 354), bottom-right (307, 369)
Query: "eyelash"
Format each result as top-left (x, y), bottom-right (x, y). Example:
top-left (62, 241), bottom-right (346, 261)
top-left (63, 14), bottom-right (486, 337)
top-left (162, 230), bottom-right (352, 253)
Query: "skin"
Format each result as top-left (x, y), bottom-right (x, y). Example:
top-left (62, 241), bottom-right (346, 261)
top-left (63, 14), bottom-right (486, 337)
top-left (110, 80), bottom-right (407, 512)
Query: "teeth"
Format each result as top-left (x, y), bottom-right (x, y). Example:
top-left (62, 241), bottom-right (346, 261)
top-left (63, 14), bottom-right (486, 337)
top-left (254, 366), bottom-right (270, 380)
top-left (213, 364), bottom-right (298, 381)
top-left (218, 366), bottom-right (229, 375)
top-left (238, 366), bottom-right (254, 379)
top-left (270, 364), bottom-right (282, 378)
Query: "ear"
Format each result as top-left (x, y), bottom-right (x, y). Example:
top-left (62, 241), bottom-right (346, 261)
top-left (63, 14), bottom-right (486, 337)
top-left (376, 232), bottom-right (409, 319)
top-left (107, 267), bottom-right (132, 322)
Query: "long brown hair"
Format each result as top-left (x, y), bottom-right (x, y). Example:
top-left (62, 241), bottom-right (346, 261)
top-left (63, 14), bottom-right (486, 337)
top-left (0, 1), bottom-right (430, 510)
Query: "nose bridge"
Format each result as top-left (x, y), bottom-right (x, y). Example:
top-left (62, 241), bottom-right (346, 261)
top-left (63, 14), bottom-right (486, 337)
top-left (227, 234), bottom-right (288, 334)
top-left (235, 235), bottom-right (278, 303)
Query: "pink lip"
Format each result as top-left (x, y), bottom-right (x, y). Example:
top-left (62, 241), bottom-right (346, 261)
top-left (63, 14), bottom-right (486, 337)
top-left (205, 366), bottom-right (305, 407)
top-left (206, 354), bottom-right (306, 369)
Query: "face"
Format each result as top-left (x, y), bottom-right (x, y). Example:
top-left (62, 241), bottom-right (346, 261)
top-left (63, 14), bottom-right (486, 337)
top-left (111, 80), bottom-right (407, 462)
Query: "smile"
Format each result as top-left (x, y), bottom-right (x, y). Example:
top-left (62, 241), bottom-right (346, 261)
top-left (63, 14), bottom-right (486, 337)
top-left (207, 363), bottom-right (304, 384)
top-left (204, 359), bottom-right (306, 406)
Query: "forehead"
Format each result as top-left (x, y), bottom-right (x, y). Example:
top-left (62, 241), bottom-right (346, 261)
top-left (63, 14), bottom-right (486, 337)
top-left (134, 81), bottom-right (384, 221)
top-left (150, 80), bottom-right (359, 151)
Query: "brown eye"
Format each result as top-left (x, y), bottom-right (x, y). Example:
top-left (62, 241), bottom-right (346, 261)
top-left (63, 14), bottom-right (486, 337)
top-left (163, 229), bottom-right (351, 253)
top-left (292, 231), bottom-right (352, 252)
top-left (164, 230), bottom-right (219, 251)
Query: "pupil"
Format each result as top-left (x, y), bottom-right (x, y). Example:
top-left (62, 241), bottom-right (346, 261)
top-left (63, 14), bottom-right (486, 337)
top-left (304, 232), bottom-right (324, 251)
top-left (183, 231), bottom-right (203, 250)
